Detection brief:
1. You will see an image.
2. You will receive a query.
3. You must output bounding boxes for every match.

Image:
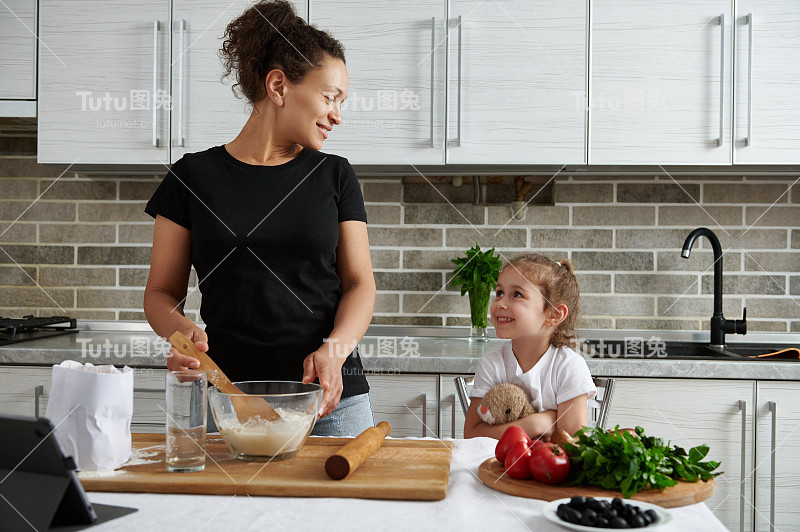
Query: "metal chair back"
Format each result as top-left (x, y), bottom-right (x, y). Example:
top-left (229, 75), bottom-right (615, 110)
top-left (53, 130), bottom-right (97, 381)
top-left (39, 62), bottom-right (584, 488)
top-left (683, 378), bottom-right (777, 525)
top-left (453, 376), bottom-right (616, 430)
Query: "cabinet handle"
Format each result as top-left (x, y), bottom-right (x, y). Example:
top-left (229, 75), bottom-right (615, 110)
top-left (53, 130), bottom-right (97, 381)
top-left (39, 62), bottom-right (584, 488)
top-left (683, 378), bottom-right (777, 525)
top-left (421, 393), bottom-right (428, 437)
top-left (429, 17), bottom-right (435, 149)
top-left (744, 13), bottom-right (753, 147)
top-left (34, 384), bottom-right (45, 418)
top-left (716, 14), bottom-right (725, 148)
top-left (177, 19), bottom-right (186, 148)
top-left (450, 394), bottom-right (457, 438)
top-left (152, 20), bottom-right (160, 148)
top-left (133, 387), bottom-right (164, 393)
top-left (737, 399), bottom-right (746, 532)
top-left (768, 401), bottom-right (776, 532)
top-left (449, 16), bottom-right (463, 148)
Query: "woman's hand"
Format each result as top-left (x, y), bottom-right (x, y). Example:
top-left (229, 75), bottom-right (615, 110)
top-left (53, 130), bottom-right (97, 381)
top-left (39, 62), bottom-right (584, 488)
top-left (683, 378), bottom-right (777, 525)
top-left (166, 326), bottom-right (208, 371)
top-left (301, 349), bottom-right (344, 419)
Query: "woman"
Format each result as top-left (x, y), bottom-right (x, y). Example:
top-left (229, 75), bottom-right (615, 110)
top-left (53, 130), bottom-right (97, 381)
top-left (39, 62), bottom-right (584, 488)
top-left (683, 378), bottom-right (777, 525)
top-left (143, 0), bottom-right (376, 436)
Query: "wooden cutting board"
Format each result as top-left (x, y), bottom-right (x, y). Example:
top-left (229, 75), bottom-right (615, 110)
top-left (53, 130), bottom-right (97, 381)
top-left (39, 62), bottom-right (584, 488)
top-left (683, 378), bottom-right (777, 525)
top-left (78, 434), bottom-right (452, 501)
top-left (478, 457), bottom-right (715, 508)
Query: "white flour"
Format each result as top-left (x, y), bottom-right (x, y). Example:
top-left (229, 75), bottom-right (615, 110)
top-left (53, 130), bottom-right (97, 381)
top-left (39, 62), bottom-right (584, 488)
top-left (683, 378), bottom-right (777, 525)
top-left (217, 408), bottom-right (314, 456)
top-left (124, 444), bottom-right (162, 466)
top-left (76, 444), bottom-right (163, 477)
top-left (77, 469), bottom-right (125, 478)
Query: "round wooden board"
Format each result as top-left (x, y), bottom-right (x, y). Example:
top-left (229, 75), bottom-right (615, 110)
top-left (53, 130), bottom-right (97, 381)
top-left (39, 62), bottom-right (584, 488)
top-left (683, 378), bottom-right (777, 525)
top-left (478, 457), bottom-right (715, 508)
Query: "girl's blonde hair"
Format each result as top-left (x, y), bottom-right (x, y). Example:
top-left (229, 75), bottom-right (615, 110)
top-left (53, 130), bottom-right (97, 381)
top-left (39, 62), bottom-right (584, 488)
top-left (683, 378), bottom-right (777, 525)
top-left (503, 253), bottom-right (580, 348)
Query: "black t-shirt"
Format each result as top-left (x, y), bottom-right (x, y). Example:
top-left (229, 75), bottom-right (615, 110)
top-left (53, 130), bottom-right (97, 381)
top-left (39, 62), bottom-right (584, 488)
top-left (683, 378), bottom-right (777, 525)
top-left (145, 145), bottom-right (369, 398)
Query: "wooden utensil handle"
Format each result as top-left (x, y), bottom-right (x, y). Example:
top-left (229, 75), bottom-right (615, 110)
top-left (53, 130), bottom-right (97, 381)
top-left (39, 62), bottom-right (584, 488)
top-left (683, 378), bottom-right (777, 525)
top-left (325, 421), bottom-right (392, 480)
top-left (168, 331), bottom-right (234, 392)
top-left (168, 331), bottom-right (282, 422)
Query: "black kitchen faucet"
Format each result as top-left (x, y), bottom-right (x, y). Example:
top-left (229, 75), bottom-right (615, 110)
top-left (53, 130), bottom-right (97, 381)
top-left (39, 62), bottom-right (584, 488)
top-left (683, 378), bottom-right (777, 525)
top-left (681, 227), bottom-right (747, 348)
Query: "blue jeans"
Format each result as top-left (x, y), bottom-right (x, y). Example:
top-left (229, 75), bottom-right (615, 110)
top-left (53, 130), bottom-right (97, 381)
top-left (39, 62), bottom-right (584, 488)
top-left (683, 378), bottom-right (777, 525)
top-left (311, 393), bottom-right (375, 437)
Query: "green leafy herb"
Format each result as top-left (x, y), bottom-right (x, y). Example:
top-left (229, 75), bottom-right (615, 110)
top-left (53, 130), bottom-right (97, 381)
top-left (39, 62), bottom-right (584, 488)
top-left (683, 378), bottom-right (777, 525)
top-left (450, 245), bottom-right (503, 329)
top-left (563, 426), bottom-right (722, 498)
top-left (449, 244), bottom-right (503, 296)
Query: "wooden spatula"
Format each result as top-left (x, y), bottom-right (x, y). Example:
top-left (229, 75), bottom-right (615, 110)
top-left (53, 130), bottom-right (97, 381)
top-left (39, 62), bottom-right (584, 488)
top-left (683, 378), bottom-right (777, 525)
top-left (168, 331), bottom-right (281, 422)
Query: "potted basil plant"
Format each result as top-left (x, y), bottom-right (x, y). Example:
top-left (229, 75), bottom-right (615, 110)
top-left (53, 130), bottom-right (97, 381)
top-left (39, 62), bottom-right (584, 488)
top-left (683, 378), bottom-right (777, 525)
top-left (450, 244), bottom-right (503, 341)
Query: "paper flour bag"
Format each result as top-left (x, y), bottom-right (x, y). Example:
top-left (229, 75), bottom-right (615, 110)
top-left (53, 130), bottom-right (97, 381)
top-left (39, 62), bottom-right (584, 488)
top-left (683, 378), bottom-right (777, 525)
top-left (45, 360), bottom-right (134, 470)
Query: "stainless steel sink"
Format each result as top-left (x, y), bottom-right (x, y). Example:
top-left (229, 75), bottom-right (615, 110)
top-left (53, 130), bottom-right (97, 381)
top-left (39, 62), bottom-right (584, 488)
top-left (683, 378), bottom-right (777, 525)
top-left (580, 339), bottom-right (798, 361)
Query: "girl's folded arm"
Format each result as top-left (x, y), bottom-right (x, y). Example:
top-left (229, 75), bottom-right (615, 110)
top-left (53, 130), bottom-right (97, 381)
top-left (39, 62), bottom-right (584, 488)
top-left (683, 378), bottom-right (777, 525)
top-left (555, 393), bottom-right (589, 437)
top-left (463, 399), bottom-right (557, 440)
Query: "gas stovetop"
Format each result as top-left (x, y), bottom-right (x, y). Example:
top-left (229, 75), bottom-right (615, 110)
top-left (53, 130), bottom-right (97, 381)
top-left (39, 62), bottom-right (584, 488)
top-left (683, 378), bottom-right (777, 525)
top-left (0, 316), bottom-right (79, 346)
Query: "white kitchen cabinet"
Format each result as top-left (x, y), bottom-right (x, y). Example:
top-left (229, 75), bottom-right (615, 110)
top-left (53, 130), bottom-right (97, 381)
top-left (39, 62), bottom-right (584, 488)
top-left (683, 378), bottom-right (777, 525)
top-left (733, 2), bottom-right (800, 164)
top-left (607, 378), bottom-right (755, 532)
top-left (440, 374), bottom-right (470, 439)
top-left (310, 1), bottom-right (447, 165)
top-left (0, 0), bottom-right (37, 100)
top-left (130, 368), bottom-right (167, 434)
top-left (38, 1), bottom-right (171, 164)
top-left (312, 0), bottom-right (586, 165)
top-left (37, 0), bottom-right (309, 165)
top-left (446, 0), bottom-right (587, 164)
top-left (170, 0), bottom-right (307, 162)
top-left (0, 366), bottom-right (50, 418)
top-left (366, 373), bottom-right (438, 438)
top-left (754, 382), bottom-right (800, 531)
top-left (590, 1), bottom-right (733, 164)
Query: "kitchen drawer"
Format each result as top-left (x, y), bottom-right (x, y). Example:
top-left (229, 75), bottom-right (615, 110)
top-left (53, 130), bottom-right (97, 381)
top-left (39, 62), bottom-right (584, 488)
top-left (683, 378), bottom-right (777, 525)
top-left (132, 368), bottom-right (167, 429)
top-left (0, 366), bottom-right (51, 418)
top-left (366, 374), bottom-right (439, 438)
top-left (607, 378), bottom-right (755, 532)
top-left (440, 374), bottom-right (472, 439)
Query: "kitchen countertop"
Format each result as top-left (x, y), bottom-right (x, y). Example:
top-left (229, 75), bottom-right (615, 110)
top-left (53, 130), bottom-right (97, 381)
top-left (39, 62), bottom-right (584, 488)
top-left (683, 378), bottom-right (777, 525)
top-left (2, 323), bottom-right (800, 380)
top-left (81, 436), bottom-right (726, 532)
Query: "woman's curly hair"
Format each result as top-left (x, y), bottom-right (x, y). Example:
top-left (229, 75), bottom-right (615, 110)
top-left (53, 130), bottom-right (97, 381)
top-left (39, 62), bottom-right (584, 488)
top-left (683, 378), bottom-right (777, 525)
top-left (219, 0), bottom-right (345, 104)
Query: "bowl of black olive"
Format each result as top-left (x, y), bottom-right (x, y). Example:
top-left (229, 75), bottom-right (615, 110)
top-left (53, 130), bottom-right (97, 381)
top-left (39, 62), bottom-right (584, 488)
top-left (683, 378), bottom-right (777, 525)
top-left (542, 496), bottom-right (672, 530)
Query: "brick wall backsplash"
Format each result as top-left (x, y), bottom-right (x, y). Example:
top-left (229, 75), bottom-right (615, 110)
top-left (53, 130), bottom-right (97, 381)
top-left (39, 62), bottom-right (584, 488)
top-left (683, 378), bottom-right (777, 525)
top-left (1, 136), bottom-right (798, 332)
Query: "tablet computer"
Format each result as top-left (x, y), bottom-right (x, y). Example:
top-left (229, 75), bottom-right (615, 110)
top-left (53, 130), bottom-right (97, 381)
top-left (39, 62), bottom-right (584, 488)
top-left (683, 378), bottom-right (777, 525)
top-left (0, 415), bottom-right (135, 531)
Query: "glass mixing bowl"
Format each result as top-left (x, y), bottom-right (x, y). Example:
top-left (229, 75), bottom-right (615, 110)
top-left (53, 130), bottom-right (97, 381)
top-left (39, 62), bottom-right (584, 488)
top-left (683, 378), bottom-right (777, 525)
top-left (208, 381), bottom-right (322, 461)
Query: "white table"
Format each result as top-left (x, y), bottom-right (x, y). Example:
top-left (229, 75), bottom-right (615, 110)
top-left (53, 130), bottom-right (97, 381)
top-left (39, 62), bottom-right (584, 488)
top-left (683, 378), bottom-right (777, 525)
top-left (86, 437), bottom-right (728, 531)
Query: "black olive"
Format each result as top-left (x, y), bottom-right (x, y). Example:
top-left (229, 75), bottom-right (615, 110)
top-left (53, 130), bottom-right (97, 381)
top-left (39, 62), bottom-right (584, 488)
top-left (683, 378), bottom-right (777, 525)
top-left (610, 515), bottom-right (630, 528)
top-left (561, 506), bottom-right (583, 524)
top-left (596, 516), bottom-right (610, 527)
top-left (623, 506), bottom-right (638, 520)
top-left (556, 504), bottom-right (570, 520)
top-left (643, 509), bottom-right (658, 524)
top-left (588, 499), bottom-right (607, 513)
top-left (628, 515), bottom-right (646, 528)
top-left (605, 508), bottom-right (618, 520)
top-left (569, 496), bottom-right (586, 509)
top-left (612, 497), bottom-right (625, 510)
top-left (580, 509), bottom-right (598, 526)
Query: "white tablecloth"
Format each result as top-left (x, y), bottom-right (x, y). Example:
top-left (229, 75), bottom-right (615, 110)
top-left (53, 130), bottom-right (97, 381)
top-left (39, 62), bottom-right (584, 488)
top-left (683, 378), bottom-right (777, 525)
top-left (85, 437), bottom-right (728, 531)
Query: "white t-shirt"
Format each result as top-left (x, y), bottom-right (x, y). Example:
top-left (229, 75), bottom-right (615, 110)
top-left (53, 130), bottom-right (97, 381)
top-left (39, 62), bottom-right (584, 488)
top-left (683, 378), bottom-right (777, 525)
top-left (470, 342), bottom-right (597, 413)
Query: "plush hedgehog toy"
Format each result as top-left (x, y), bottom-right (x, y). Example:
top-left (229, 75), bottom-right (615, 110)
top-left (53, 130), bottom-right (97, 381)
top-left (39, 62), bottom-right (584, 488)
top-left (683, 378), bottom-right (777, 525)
top-left (477, 382), bottom-right (536, 425)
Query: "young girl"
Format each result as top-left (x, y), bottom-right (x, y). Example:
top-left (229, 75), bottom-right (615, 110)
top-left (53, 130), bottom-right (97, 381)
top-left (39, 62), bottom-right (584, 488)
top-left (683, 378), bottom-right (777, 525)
top-left (464, 253), bottom-right (595, 439)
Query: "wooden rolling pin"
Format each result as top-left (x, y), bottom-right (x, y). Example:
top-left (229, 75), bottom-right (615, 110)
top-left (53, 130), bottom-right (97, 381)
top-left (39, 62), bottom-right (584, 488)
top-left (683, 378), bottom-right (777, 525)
top-left (325, 421), bottom-right (392, 480)
top-left (168, 331), bottom-right (281, 422)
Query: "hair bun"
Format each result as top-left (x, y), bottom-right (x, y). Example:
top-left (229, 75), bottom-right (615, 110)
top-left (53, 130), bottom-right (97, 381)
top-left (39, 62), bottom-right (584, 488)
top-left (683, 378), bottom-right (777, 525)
top-left (556, 259), bottom-right (575, 275)
top-left (220, 0), bottom-right (345, 105)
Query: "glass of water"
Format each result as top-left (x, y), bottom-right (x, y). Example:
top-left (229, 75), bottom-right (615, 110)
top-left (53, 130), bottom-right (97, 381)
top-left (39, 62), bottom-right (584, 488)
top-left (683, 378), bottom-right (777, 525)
top-left (165, 370), bottom-right (207, 472)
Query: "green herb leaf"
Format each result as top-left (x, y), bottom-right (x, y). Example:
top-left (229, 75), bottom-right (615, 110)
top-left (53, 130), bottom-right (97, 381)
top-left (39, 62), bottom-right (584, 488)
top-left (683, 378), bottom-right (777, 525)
top-left (564, 426), bottom-right (721, 497)
top-left (448, 244), bottom-right (503, 294)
